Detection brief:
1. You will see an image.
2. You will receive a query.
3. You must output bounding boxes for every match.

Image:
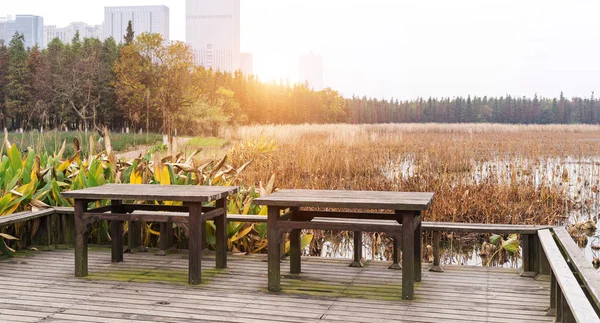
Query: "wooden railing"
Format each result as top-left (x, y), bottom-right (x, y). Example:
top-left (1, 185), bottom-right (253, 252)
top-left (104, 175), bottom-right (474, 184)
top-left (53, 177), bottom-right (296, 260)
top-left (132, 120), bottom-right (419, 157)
top-left (1, 207), bottom-right (599, 321)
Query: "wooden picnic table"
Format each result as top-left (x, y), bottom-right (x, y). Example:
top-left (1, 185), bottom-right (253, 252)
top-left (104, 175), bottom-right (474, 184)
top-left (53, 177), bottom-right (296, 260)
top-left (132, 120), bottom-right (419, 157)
top-left (61, 184), bottom-right (238, 284)
top-left (254, 189), bottom-right (434, 300)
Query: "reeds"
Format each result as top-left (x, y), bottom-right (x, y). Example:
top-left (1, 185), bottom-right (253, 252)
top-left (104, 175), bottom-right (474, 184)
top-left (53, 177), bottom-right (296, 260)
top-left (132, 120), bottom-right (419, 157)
top-left (227, 123), bottom-right (599, 264)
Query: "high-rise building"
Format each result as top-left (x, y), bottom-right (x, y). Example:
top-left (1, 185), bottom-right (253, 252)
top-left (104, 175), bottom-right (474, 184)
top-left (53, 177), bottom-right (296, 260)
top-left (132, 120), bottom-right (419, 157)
top-left (0, 15), bottom-right (44, 49)
top-left (186, 0), bottom-right (240, 72)
top-left (299, 52), bottom-right (324, 91)
top-left (104, 6), bottom-right (169, 44)
top-left (240, 52), bottom-right (253, 75)
top-left (45, 22), bottom-right (102, 45)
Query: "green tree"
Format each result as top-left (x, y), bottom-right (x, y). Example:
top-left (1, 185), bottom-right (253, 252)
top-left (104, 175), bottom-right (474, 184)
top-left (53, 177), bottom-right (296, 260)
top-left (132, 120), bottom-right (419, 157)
top-left (5, 33), bottom-right (30, 130)
top-left (0, 40), bottom-right (9, 130)
top-left (124, 21), bottom-right (135, 44)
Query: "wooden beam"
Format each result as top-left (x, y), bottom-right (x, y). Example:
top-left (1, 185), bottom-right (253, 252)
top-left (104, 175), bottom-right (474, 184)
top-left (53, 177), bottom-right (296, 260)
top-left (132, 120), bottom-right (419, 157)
top-left (277, 219), bottom-right (402, 234)
top-left (537, 229), bottom-right (599, 323)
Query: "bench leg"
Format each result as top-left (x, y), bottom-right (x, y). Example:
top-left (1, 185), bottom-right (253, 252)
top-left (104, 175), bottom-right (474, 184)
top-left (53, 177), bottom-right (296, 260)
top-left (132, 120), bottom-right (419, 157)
top-left (157, 222), bottom-right (174, 256)
top-left (268, 207), bottom-right (281, 292)
top-left (126, 220), bottom-right (145, 253)
top-left (401, 210), bottom-right (415, 300)
top-left (351, 231), bottom-right (366, 267)
top-left (430, 231), bottom-right (444, 272)
top-left (414, 216), bottom-right (422, 282)
top-left (74, 199), bottom-right (89, 277)
top-left (215, 197), bottom-right (228, 269)
top-left (290, 228), bottom-right (301, 273)
top-left (188, 202), bottom-right (203, 285)
top-left (389, 234), bottom-right (402, 270)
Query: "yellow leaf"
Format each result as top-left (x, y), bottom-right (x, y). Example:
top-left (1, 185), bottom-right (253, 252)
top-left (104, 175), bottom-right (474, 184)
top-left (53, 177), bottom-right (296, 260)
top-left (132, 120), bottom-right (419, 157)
top-left (148, 226), bottom-right (160, 236)
top-left (258, 206), bottom-right (267, 216)
top-left (160, 166), bottom-right (170, 185)
top-left (230, 224), bottom-right (253, 242)
top-left (129, 171), bottom-right (143, 184)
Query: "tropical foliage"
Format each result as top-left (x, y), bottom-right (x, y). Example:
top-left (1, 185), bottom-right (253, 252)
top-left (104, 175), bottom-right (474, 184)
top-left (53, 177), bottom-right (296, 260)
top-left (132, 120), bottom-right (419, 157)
top-left (0, 130), bottom-right (312, 256)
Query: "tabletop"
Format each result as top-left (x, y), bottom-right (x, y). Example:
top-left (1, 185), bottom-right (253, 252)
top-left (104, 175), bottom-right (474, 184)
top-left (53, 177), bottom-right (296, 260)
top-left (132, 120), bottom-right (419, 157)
top-left (61, 184), bottom-right (239, 202)
top-left (253, 189), bottom-right (434, 210)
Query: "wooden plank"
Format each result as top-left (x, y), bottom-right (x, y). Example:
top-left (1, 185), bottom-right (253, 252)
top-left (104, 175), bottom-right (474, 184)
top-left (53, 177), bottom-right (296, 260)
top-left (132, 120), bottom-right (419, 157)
top-left (554, 227), bottom-right (600, 309)
top-left (424, 222), bottom-right (552, 234)
top-left (0, 208), bottom-right (54, 226)
top-left (227, 214), bottom-right (267, 222)
top-left (279, 219), bottom-right (403, 234)
top-left (537, 229), bottom-right (600, 323)
top-left (62, 184), bottom-right (239, 203)
top-left (0, 249), bottom-right (556, 323)
top-left (254, 189), bottom-right (434, 210)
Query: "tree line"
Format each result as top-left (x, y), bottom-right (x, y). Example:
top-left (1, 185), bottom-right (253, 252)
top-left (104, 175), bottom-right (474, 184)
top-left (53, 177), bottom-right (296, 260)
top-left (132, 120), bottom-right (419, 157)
top-left (347, 94), bottom-right (600, 124)
top-left (0, 28), bottom-right (599, 134)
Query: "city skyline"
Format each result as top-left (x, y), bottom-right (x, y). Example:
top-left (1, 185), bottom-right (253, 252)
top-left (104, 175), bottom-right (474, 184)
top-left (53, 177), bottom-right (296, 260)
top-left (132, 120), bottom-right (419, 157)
top-left (104, 5), bottom-right (169, 44)
top-left (3, 1), bottom-right (600, 100)
top-left (186, 0), bottom-right (240, 73)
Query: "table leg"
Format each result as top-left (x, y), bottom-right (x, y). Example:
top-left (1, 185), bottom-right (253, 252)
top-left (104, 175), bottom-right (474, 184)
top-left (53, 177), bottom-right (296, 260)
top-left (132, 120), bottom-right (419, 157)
top-left (401, 210), bottom-right (415, 300)
top-left (74, 199), bottom-right (89, 277)
top-left (188, 202), bottom-right (203, 284)
top-left (414, 212), bottom-right (422, 282)
top-left (389, 234), bottom-right (402, 270)
top-left (215, 197), bottom-right (228, 269)
top-left (111, 200), bottom-right (124, 263)
top-left (268, 206), bottom-right (281, 291)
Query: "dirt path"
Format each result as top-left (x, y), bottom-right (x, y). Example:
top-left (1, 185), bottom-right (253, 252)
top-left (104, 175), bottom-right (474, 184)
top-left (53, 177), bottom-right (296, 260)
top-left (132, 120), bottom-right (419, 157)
top-left (116, 137), bottom-right (192, 160)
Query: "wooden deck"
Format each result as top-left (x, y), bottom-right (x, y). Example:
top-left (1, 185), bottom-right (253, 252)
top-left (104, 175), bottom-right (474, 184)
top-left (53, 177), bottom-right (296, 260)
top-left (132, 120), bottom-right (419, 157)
top-left (0, 249), bottom-right (553, 323)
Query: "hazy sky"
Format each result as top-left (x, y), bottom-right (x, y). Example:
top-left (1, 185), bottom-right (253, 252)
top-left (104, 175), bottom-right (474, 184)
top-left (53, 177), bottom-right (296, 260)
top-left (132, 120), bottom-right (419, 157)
top-left (3, 0), bottom-right (600, 100)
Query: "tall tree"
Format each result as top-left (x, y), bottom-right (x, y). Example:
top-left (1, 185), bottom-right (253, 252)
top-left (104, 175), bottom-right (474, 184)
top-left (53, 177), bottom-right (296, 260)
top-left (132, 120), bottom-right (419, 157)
top-left (124, 21), bottom-right (135, 44)
top-left (115, 33), bottom-right (203, 136)
top-left (5, 33), bottom-right (30, 130)
top-left (0, 40), bottom-right (9, 130)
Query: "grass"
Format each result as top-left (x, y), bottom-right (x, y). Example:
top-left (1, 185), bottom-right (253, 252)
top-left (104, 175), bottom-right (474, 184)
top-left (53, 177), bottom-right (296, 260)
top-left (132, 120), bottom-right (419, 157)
top-left (3, 130), bottom-right (163, 155)
top-left (185, 137), bottom-right (228, 148)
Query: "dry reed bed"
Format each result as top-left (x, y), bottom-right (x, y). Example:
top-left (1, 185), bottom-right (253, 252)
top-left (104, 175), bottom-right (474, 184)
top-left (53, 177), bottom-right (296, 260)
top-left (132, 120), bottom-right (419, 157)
top-left (227, 124), bottom-right (600, 227)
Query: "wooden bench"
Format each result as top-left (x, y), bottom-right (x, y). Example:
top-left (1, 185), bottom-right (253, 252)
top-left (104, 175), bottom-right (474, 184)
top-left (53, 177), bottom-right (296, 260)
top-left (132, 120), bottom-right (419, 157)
top-left (0, 209), bottom-right (56, 250)
top-left (36, 208), bottom-right (552, 278)
top-left (538, 229), bottom-right (600, 322)
top-left (310, 217), bottom-right (552, 275)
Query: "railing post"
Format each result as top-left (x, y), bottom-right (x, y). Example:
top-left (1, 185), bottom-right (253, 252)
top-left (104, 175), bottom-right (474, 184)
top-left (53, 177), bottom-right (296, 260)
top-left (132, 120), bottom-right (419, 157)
top-left (429, 231), bottom-right (443, 272)
top-left (535, 234), bottom-right (551, 278)
top-left (521, 234), bottom-right (536, 277)
top-left (30, 214), bottom-right (54, 251)
top-left (555, 279), bottom-right (563, 322)
top-left (547, 271), bottom-right (557, 317)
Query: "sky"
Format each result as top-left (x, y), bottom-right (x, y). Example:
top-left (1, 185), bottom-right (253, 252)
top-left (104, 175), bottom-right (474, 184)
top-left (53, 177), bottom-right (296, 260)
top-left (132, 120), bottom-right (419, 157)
top-left (3, 0), bottom-right (600, 100)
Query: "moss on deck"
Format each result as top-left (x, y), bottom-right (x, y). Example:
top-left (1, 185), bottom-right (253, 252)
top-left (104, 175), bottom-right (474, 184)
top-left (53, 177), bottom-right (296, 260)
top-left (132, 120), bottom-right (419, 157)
top-left (269, 274), bottom-right (414, 301)
top-left (86, 267), bottom-right (223, 285)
